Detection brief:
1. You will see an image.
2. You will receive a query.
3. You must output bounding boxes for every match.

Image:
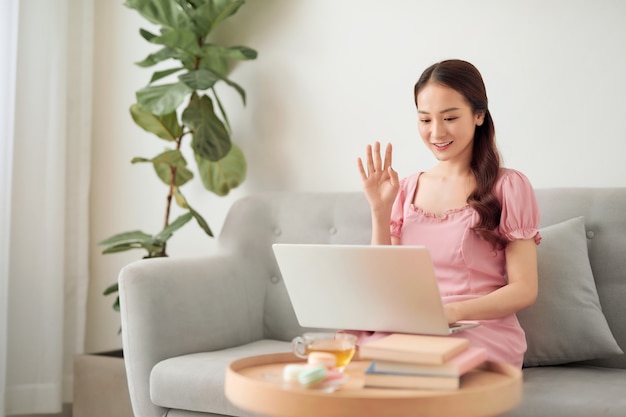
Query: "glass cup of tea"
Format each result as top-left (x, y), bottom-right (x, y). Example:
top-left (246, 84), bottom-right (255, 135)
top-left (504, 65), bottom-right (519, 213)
top-left (291, 332), bottom-right (357, 371)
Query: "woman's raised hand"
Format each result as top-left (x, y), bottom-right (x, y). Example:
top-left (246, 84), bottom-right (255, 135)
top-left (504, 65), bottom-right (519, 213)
top-left (357, 142), bottom-right (399, 212)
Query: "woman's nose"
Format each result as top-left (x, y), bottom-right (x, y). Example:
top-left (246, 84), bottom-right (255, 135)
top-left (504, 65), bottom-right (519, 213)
top-left (431, 120), bottom-right (446, 139)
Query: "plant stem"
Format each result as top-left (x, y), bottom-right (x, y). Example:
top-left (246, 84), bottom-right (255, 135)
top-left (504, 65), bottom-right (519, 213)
top-left (161, 135), bottom-right (183, 257)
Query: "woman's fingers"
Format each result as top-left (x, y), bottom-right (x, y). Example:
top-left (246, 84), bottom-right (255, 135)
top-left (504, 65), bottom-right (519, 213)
top-left (365, 144), bottom-right (375, 175)
top-left (360, 142), bottom-right (393, 180)
top-left (388, 165), bottom-right (399, 187)
top-left (357, 157), bottom-right (367, 181)
top-left (383, 143), bottom-right (393, 172)
top-left (372, 141), bottom-right (382, 173)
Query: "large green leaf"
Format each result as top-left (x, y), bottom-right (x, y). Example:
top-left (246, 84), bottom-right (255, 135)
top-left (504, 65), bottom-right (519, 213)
top-left (187, 0), bottom-right (245, 39)
top-left (103, 232), bottom-right (165, 251)
top-left (98, 229), bottom-right (165, 256)
top-left (173, 187), bottom-right (213, 237)
top-left (150, 67), bottom-right (185, 84)
top-left (150, 28), bottom-right (202, 55)
top-left (139, 28), bottom-right (157, 41)
top-left (112, 296), bottom-right (121, 313)
top-left (222, 45), bottom-right (257, 60)
top-left (198, 44), bottom-right (230, 76)
top-left (173, 186), bottom-right (188, 208)
top-left (98, 230), bottom-right (152, 246)
top-left (102, 243), bottom-right (151, 254)
top-left (178, 69), bottom-right (220, 90)
top-left (182, 94), bottom-right (231, 161)
top-left (197, 51), bottom-right (249, 104)
top-left (189, 206), bottom-right (213, 236)
top-left (189, 13), bottom-right (211, 39)
top-left (151, 150), bottom-right (194, 186)
top-left (195, 142), bottom-right (246, 196)
top-left (197, 45), bottom-right (257, 78)
top-left (196, 0), bottom-right (245, 34)
top-left (129, 104), bottom-right (182, 140)
top-left (131, 150), bottom-right (193, 186)
top-left (185, 0), bottom-right (206, 7)
top-left (103, 282), bottom-right (118, 296)
top-left (136, 47), bottom-right (180, 68)
top-left (154, 211), bottom-right (193, 242)
top-left (136, 82), bottom-right (193, 115)
top-left (125, 0), bottom-right (193, 29)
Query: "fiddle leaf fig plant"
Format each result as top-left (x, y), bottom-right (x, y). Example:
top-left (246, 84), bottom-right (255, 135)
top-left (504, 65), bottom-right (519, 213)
top-left (99, 0), bottom-right (257, 313)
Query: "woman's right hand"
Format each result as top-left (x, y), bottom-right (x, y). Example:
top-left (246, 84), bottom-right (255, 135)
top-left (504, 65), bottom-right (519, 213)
top-left (357, 141), bottom-right (399, 213)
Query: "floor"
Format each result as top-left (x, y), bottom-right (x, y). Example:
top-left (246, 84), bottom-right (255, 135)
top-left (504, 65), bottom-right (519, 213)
top-left (7, 404), bottom-right (72, 417)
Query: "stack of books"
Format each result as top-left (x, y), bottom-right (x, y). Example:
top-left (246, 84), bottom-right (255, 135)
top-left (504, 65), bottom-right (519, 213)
top-left (359, 333), bottom-right (488, 390)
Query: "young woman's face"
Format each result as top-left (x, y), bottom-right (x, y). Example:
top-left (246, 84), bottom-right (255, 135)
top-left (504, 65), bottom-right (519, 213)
top-left (416, 82), bottom-right (484, 164)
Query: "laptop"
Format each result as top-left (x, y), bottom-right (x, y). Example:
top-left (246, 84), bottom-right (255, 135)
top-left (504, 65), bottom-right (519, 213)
top-left (272, 244), bottom-right (479, 336)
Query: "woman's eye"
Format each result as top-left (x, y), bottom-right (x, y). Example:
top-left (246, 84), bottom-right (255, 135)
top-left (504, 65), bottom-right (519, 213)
top-left (444, 117), bottom-right (458, 122)
top-left (420, 119), bottom-right (431, 124)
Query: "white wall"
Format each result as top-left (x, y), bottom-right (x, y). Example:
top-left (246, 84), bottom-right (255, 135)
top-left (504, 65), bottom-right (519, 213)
top-left (87, 0), bottom-right (626, 351)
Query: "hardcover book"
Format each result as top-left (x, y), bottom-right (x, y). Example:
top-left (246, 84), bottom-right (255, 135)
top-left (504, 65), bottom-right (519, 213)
top-left (369, 346), bottom-right (488, 377)
top-left (358, 333), bottom-right (470, 365)
top-left (363, 362), bottom-right (460, 390)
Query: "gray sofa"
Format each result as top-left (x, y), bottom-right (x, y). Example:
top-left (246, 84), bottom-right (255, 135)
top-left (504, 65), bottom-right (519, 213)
top-left (119, 188), bottom-right (626, 417)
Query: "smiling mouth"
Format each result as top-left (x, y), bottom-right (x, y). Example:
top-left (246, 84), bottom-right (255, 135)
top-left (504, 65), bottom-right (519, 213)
top-left (433, 141), bottom-right (452, 148)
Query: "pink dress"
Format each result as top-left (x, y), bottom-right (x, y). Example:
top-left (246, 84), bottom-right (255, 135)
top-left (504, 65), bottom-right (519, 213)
top-left (359, 168), bottom-right (540, 368)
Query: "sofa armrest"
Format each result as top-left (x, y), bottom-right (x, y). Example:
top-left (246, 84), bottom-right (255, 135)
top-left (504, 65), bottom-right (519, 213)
top-left (119, 253), bottom-right (264, 417)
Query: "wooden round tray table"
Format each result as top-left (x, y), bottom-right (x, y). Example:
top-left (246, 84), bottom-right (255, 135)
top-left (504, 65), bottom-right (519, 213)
top-left (225, 352), bottom-right (522, 417)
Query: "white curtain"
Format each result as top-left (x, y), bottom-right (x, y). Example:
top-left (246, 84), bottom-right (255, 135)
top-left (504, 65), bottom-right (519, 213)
top-left (2, 0), bottom-right (93, 415)
top-left (1, 0), bottom-right (20, 415)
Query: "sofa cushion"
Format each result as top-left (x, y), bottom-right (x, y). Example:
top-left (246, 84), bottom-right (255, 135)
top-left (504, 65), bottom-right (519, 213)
top-left (518, 216), bottom-right (623, 367)
top-left (149, 340), bottom-right (291, 416)
top-left (503, 365), bottom-right (626, 417)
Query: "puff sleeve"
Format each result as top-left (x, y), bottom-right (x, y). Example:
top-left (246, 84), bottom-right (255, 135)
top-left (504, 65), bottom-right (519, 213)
top-left (495, 169), bottom-right (541, 244)
top-left (389, 177), bottom-right (408, 238)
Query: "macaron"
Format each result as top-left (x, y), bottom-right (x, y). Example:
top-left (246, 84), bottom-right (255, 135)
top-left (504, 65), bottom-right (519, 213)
top-left (324, 368), bottom-right (344, 381)
top-left (307, 352), bottom-right (337, 368)
top-left (297, 365), bottom-right (328, 387)
top-left (282, 364), bottom-right (308, 382)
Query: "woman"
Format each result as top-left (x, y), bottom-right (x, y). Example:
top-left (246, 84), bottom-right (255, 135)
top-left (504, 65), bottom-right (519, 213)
top-left (357, 59), bottom-right (540, 367)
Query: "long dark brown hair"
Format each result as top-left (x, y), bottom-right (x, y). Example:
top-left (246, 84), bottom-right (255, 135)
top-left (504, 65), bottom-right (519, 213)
top-left (414, 59), bottom-right (508, 249)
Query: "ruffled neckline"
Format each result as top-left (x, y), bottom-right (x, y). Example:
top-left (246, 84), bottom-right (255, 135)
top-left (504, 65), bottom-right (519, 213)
top-left (409, 203), bottom-right (472, 219)
top-left (408, 171), bottom-right (473, 219)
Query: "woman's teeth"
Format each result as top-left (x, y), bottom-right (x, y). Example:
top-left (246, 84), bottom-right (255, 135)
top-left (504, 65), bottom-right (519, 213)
top-left (434, 141), bottom-right (452, 148)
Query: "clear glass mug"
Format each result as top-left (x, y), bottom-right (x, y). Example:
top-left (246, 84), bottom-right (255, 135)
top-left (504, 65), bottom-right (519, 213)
top-left (291, 332), bottom-right (357, 371)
